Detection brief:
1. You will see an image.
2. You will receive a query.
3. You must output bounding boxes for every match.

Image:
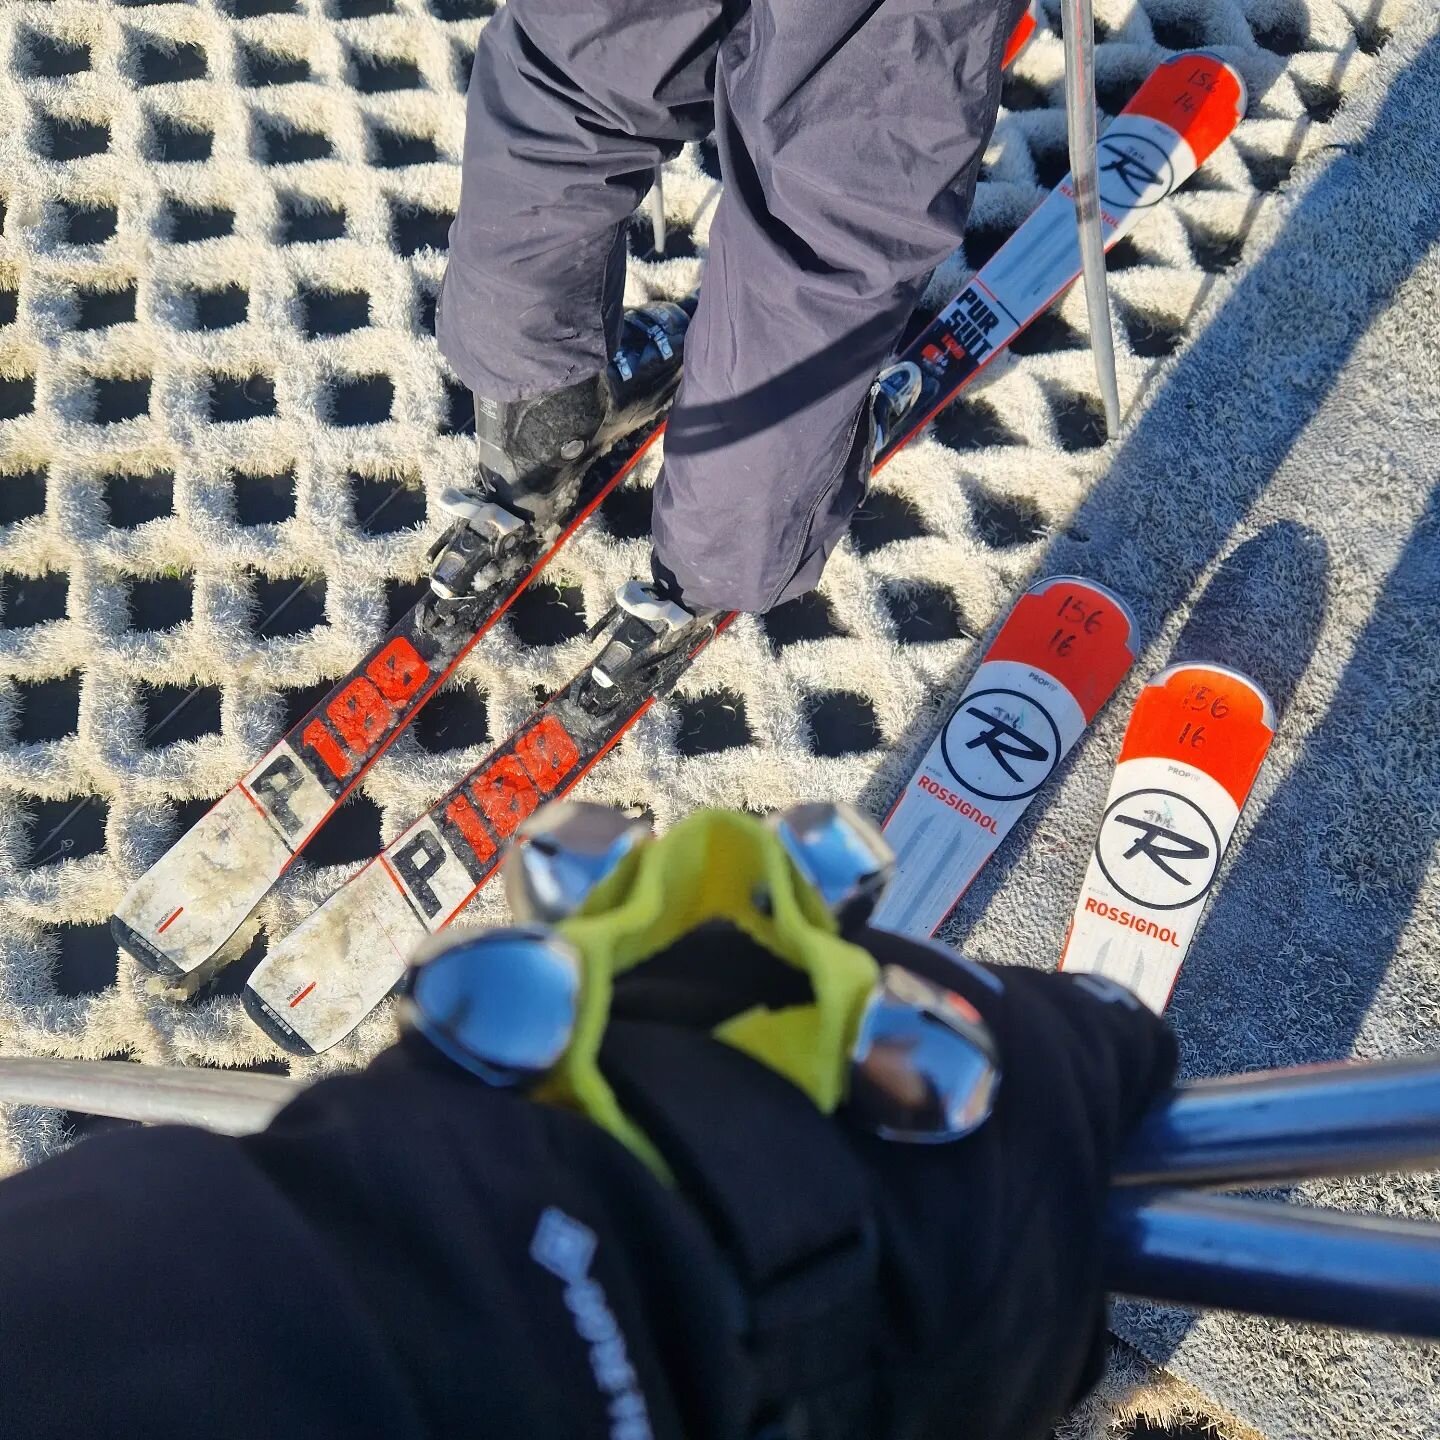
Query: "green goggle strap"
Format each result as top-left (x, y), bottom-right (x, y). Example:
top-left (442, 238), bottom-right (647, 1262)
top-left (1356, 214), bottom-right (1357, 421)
top-left (534, 809), bottom-right (880, 1182)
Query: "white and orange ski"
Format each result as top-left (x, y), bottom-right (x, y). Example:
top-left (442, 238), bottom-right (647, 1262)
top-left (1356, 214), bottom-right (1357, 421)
top-left (1059, 662), bottom-right (1276, 1011)
top-left (873, 575), bottom-right (1139, 937)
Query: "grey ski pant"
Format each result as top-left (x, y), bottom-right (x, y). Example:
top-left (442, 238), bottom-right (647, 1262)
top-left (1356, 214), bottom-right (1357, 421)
top-left (437, 0), bottom-right (1023, 614)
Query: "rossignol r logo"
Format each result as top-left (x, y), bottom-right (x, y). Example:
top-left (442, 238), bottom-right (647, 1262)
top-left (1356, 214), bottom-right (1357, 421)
top-left (1097, 132), bottom-right (1175, 211)
top-left (1095, 787), bottom-right (1222, 910)
top-left (940, 686), bottom-right (1061, 801)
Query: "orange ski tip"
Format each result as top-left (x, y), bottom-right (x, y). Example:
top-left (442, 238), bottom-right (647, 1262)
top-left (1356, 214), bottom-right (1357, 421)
top-left (1150, 661), bottom-right (1276, 730)
top-left (1119, 661), bottom-right (1276, 808)
top-left (986, 575), bottom-right (1139, 722)
top-left (1027, 574), bottom-right (1141, 653)
top-left (1123, 50), bottom-right (1247, 167)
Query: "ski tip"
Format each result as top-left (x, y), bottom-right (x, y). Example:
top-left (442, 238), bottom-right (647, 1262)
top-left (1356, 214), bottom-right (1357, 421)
top-left (1027, 574), bottom-right (1142, 656)
top-left (1173, 49), bottom-right (1250, 124)
top-left (241, 984), bottom-right (320, 1057)
top-left (1149, 660), bottom-right (1278, 732)
top-left (110, 913), bottom-right (186, 979)
top-left (1128, 51), bottom-right (1249, 165)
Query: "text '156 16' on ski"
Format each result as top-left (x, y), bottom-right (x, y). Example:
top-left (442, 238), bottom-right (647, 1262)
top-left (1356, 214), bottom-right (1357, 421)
top-left (1059, 662), bottom-right (1276, 1012)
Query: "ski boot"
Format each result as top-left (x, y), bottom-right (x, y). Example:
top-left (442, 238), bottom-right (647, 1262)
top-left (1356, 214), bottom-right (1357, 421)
top-left (573, 358), bottom-right (922, 713)
top-left (426, 301), bottom-right (693, 608)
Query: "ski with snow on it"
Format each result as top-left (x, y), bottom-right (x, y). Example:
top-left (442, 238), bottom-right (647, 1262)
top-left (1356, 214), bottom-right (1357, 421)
top-left (1059, 662), bottom-right (1275, 1012)
top-left (107, 12), bottom-right (1054, 987)
top-left (241, 50), bottom-right (1249, 1054)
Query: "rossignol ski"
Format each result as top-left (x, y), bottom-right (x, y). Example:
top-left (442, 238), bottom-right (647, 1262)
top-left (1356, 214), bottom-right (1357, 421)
top-left (243, 51), bottom-right (1248, 1055)
top-left (1059, 662), bottom-right (1275, 1011)
top-left (871, 576), bottom-right (1138, 938)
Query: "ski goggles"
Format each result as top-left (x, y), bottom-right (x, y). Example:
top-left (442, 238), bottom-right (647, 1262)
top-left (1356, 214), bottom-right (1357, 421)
top-left (400, 801), bottom-right (1000, 1153)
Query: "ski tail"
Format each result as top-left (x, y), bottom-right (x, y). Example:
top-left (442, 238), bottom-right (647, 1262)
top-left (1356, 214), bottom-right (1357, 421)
top-left (1058, 662), bottom-right (1276, 1011)
top-left (872, 576), bottom-right (1139, 937)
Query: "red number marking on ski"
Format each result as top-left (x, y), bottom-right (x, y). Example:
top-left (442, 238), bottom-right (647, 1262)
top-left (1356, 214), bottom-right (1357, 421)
top-left (1059, 663), bottom-right (1276, 1011)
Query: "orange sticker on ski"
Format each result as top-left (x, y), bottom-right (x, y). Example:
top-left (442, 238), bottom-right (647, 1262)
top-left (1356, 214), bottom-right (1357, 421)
top-left (1117, 664), bottom-right (1275, 808)
top-left (1001, 0), bottom-right (1038, 69)
top-left (1123, 51), bottom-right (1247, 167)
top-left (986, 578), bottom-right (1139, 721)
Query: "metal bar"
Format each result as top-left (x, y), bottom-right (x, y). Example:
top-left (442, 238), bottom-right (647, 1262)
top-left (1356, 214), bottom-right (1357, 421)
top-left (0, 1058), bottom-right (303, 1137)
top-left (1116, 1054), bottom-right (1440, 1189)
top-left (1106, 1191), bottom-right (1440, 1340)
top-left (5, 1058), bottom-right (1440, 1337)
top-left (1060, 0), bottom-right (1122, 433)
top-left (649, 165), bottom-right (666, 257)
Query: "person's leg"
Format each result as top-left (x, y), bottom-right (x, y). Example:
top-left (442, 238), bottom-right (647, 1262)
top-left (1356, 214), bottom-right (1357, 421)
top-left (653, 0), bottom-right (1028, 615)
top-left (437, 0), bottom-right (726, 403)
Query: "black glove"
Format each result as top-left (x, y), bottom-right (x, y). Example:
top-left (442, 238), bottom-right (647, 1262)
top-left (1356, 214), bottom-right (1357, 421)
top-left (0, 926), bottom-right (1171, 1440)
top-left (596, 921), bottom-right (1177, 1440)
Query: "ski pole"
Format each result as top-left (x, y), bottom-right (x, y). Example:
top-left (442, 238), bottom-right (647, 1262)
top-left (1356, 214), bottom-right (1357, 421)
top-left (1106, 1190), bottom-right (1440, 1340)
top-left (7, 1053), bottom-right (1440, 1186)
top-left (1059, 0), bottom-right (1122, 433)
top-left (0, 1058), bottom-right (303, 1136)
top-left (1115, 1053), bottom-right (1440, 1190)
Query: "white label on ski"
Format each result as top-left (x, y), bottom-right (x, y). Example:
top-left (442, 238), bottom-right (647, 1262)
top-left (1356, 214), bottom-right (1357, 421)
top-left (1061, 756), bottom-right (1238, 1012)
top-left (874, 659), bottom-right (1087, 936)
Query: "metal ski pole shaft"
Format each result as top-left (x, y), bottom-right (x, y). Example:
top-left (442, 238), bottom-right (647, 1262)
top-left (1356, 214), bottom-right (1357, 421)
top-left (649, 164), bottom-right (667, 257)
top-left (6, 1053), bottom-right (1440, 1177)
top-left (1106, 1190), bottom-right (1440, 1340)
top-left (1116, 1053), bottom-right (1440, 1190)
top-left (1060, 0), bottom-right (1122, 434)
top-left (0, 1058), bottom-right (303, 1136)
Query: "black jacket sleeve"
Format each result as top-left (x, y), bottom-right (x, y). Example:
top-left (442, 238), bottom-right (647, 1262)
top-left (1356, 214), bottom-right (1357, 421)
top-left (0, 1049), bottom-right (746, 1440)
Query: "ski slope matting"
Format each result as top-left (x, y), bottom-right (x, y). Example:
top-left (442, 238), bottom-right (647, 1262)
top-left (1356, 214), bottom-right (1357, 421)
top-left (1, 0), bottom-right (1436, 1436)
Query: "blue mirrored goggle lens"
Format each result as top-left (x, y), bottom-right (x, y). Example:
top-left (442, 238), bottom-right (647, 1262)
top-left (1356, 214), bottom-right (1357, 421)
top-left (408, 929), bottom-right (581, 1086)
top-left (847, 967), bottom-right (999, 1142)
